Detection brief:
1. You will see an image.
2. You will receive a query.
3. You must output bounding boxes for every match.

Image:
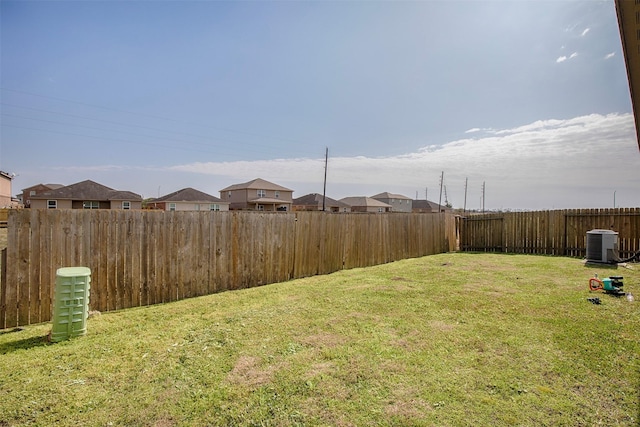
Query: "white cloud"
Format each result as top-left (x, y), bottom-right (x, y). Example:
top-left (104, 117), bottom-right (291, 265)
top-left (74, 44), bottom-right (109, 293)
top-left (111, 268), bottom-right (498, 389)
top-left (161, 113), bottom-right (639, 210)
top-left (465, 127), bottom-right (494, 134)
top-left (604, 52), bottom-right (615, 59)
top-left (581, 28), bottom-right (590, 37)
top-left (557, 52), bottom-right (578, 63)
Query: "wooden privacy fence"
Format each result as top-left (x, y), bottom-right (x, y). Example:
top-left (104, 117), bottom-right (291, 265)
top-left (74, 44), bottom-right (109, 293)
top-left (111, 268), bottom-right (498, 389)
top-left (0, 210), bottom-right (456, 329)
top-left (459, 208), bottom-right (640, 258)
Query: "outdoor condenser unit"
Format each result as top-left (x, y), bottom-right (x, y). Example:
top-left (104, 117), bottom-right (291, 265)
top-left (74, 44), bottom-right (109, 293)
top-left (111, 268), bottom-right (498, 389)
top-left (586, 229), bottom-right (619, 264)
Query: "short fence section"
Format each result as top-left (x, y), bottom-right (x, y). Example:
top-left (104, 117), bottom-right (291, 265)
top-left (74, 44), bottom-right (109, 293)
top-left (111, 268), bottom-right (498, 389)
top-left (460, 208), bottom-right (640, 258)
top-left (0, 210), bottom-right (456, 329)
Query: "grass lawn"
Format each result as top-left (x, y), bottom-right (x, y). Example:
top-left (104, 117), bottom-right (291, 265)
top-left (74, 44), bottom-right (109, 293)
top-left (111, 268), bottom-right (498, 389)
top-left (0, 252), bottom-right (638, 426)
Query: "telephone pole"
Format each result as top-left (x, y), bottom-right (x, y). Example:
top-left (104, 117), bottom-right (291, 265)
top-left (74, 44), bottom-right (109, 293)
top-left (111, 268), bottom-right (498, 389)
top-left (438, 171), bottom-right (444, 212)
top-left (463, 177), bottom-right (468, 213)
top-left (481, 181), bottom-right (486, 213)
top-left (322, 147), bottom-right (328, 211)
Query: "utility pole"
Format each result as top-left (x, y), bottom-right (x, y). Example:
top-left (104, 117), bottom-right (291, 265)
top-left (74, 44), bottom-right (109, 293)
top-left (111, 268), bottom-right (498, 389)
top-left (322, 147), bottom-right (328, 211)
top-left (438, 171), bottom-right (444, 212)
top-left (463, 177), bottom-right (468, 213)
top-left (481, 181), bottom-right (486, 213)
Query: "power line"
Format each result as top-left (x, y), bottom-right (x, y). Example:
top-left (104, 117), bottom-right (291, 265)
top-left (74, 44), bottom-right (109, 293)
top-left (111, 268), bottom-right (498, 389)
top-left (1, 87), bottom-right (313, 147)
top-left (2, 123), bottom-right (324, 160)
top-left (1, 111), bottom-right (307, 157)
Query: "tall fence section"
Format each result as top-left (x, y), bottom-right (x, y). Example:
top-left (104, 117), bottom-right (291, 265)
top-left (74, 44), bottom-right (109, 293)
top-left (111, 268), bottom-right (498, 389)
top-left (0, 210), bottom-right (456, 329)
top-left (459, 208), bottom-right (640, 258)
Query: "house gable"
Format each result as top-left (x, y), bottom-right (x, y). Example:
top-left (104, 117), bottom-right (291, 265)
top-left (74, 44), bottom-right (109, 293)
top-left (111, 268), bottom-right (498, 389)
top-left (293, 193), bottom-right (351, 212)
top-left (147, 187), bottom-right (229, 211)
top-left (371, 192), bottom-right (413, 213)
top-left (220, 178), bottom-right (293, 211)
top-left (30, 179), bottom-right (142, 209)
top-left (340, 196), bottom-right (392, 213)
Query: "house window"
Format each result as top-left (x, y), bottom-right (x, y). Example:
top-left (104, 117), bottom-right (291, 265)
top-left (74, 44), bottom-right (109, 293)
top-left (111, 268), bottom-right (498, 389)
top-left (275, 191), bottom-right (280, 199)
top-left (30, 190), bottom-right (36, 196)
top-left (378, 207), bottom-right (384, 213)
top-left (83, 201), bottom-right (99, 209)
top-left (122, 201), bottom-right (131, 210)
top-left (257, 204), bottom-right (264, 211)
top-left (195, 204), bottom-right (201, 211)
top-left (47, 200), bottom-right (57, 209)
top-left (228, 191), bottom-right (231, 199)
top-left (169, 203), bottom-right (176, 211)
top-left (210, 204), bottom-right (220, 211)
top-left (257, 189), bottom-right (266, 198)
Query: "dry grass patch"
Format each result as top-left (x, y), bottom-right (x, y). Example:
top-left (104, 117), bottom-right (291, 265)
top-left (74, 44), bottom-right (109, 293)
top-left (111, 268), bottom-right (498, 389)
top-left (226, 355), bottom-right (274, 388)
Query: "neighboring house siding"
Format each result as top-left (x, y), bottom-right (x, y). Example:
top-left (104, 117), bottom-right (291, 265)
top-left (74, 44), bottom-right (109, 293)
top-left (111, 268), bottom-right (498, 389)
top-left (148, 187), bottom-right (230, 212)
top-left (29, 180), bottom-right (142, 210)
top-left (109, 200), bottom-right (142, 210)
top-left (292, 193), bottom-right (352, 212)
top-left (0, 172), bottom-right (12, 208)
top-left (380, 198), bottom-right (412, 213)
top-left (162, 202), bottom-right (228, 211)
top-left (21, 183), bottom-right (64, 208)
top-left (220, 178), bottom-right (293, 211)
top-left (372, 193), bottom-right (413, 213)
top-left (31, 199), bottom-right (73, 209)
top-left (340, 197), bottom-right (392, 213)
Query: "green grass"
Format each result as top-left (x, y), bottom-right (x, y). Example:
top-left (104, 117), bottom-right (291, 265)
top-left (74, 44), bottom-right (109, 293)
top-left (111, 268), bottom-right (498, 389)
top-left (1, 253), bottom-right (639, 426)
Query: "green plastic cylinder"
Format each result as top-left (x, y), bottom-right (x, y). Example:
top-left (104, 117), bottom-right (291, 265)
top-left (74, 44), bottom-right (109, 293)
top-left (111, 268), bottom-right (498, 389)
top-left (51, 267), bottom-right (91, 343)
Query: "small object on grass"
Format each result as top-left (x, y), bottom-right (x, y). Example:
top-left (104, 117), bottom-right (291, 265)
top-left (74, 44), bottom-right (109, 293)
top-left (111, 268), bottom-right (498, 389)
top-left (626, 292), bottom-right (634, 303)
top-left (587, 297), bottom-right (601, 305)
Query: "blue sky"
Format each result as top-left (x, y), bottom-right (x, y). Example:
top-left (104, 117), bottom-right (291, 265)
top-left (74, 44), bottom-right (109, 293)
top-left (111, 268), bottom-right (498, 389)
top-left (1, 0), bottom-right (638, 210)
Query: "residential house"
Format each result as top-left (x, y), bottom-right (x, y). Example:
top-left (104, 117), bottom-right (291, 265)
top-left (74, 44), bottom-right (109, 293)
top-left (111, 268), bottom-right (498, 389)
top-left (412, 200), bottom-right (451, 213)
top-left (220, 178), bottom-right (293, 211)
top-left (147, 187), bottom-right (229, 211)
top-left (0, 171), bottom-right (15, 208)
top-left (30, 180), bottom-right (142, 210)
top-left (292, 193), bottom-right (351, 212)
top-left (371, 192), bottom-right (413, 213)
top-left (339, 196), bottom-right (392, 213)
top-left (20, 183), bottom-right (64, 208)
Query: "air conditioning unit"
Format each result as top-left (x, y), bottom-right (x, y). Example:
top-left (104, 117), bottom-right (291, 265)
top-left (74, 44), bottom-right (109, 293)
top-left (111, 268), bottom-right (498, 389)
top-left (586, 229), bottom-right (619, 264)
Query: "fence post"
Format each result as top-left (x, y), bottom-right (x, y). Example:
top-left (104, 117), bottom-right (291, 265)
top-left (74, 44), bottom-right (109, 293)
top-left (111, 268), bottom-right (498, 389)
top-left (1, 247), bottom-right (6, 330)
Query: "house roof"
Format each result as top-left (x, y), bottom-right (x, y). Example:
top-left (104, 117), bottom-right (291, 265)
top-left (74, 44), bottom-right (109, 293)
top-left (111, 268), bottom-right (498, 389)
top-left (150, 187), bottom-right (224, 203)
top-left (31, 180), bottom-right (142, 201)
top-left (220, 178), bottom-right (293, 192)
top-left (293, 193), bottom-right (350, 208)
top-left (371, 192), bottom-right (412, 200)
top-left (412, 200), bottom-right (449, 211)
top-left (22, 183), bottom-right (64, 192)
top-left (1, 171), bottom-right (14, 180)
top-left (339, 197), bottom-right (392, 208)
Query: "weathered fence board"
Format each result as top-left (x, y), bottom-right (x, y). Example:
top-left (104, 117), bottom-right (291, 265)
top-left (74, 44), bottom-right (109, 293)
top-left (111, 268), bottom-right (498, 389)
top-left (460, 208), bottom-right (640, 258)
top-left (0, 210), bottom-right (456, 329)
